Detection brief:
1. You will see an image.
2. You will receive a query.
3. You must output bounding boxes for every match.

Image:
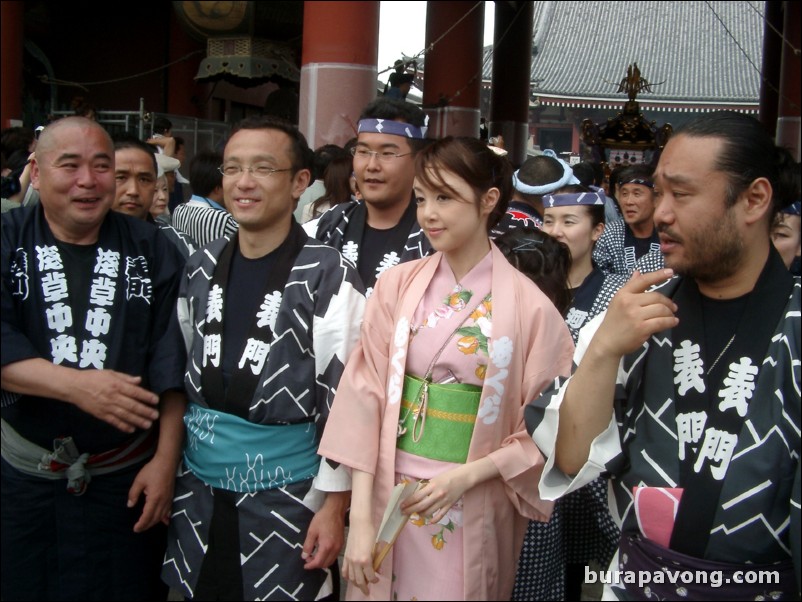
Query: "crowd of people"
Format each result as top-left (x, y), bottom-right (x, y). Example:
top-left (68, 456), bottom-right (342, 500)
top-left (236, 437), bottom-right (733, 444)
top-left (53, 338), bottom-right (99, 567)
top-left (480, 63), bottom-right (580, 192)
top-left (1, 96), bottom-right (800, 602)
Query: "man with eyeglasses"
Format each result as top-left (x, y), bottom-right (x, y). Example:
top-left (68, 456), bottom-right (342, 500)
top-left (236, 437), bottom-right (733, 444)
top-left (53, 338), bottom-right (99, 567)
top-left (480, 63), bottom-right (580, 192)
top-left (305, 98), bottom-right (433, 296)
top-left (162, 116), bottom-right (366, 601)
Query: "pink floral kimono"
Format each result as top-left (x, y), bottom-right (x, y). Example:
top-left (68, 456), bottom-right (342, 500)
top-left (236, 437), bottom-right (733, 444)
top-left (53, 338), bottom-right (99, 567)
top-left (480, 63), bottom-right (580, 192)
top-left (319, 244), bottom-right (574, 601)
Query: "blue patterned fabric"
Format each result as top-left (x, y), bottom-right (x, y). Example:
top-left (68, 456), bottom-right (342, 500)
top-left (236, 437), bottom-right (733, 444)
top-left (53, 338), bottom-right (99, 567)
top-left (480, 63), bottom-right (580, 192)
top-left (182, 403), bottom-right (319, 493)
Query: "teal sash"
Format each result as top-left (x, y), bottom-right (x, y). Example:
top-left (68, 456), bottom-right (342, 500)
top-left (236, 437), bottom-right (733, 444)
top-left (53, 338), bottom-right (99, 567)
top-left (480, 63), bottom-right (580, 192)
top-left (183, 403), bottom-right (319, 492)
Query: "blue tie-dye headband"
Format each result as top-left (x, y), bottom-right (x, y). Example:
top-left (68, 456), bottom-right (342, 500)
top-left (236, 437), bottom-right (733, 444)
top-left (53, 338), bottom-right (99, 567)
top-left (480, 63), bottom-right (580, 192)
top-left (357, 117), bottom-right (428, 139)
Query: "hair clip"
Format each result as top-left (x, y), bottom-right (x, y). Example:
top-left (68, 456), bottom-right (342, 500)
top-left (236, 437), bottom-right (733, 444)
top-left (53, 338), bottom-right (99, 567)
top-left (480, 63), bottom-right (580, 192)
top-left (512, 239), bottom-right (544, 252)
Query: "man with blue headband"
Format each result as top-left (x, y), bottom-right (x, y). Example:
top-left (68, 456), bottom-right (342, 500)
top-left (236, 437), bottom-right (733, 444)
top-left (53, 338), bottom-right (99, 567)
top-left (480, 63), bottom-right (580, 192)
top-left (306, 98), bottom-right (432, 296)
top-left (592, 163), bottom-right (664, 276)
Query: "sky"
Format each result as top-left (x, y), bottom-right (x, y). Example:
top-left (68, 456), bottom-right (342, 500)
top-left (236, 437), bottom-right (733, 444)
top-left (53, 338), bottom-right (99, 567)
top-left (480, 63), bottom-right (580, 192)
top-left (377, 1), bottom-right (495, 77)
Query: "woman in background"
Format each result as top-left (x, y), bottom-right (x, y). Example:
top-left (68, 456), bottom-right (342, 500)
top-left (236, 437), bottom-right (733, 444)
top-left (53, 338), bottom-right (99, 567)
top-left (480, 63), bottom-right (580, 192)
top-left (307, 155), bottom-right (356, 221)
top-left (511, 188), bottom-right (624, 600)
top-left (150, 175), bottom-right (170, 225)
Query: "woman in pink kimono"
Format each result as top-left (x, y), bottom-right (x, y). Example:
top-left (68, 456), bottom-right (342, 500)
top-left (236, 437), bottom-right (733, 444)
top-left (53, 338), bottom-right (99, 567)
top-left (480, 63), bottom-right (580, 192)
top-left (319, 137), bottom-right (574, 601)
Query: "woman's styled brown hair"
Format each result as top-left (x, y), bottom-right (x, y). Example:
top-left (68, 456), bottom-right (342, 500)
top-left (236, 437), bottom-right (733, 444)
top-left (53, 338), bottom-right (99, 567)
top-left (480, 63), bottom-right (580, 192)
top-left (495, 227), bottom-right (573, 316)
top-left (414, 137), bottom-right (512, 231)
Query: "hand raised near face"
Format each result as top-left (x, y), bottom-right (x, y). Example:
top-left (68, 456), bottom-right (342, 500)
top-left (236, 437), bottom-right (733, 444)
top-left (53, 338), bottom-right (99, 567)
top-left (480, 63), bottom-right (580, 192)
top-left (593, 269), bottom-right (678, 358)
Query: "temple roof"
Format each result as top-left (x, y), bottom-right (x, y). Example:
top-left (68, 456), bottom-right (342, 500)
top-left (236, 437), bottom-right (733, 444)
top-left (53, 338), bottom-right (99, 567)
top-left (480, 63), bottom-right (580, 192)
top-left (481, 1), bottom-right (764, 107)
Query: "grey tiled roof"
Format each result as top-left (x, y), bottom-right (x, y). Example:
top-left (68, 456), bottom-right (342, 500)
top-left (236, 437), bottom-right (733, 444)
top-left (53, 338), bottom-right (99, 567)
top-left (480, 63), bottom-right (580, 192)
top-left (481, 1), bottom-right (764, 104)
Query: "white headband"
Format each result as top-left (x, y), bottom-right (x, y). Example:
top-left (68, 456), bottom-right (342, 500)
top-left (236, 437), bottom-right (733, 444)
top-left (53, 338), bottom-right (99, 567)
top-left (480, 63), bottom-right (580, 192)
top-left (512, 151), bottom-right (579, 195)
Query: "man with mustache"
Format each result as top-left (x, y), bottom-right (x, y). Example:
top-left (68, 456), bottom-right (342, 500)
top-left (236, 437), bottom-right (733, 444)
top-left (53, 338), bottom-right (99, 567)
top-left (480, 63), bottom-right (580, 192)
top-left (528, 111), bottom-right (800, 599)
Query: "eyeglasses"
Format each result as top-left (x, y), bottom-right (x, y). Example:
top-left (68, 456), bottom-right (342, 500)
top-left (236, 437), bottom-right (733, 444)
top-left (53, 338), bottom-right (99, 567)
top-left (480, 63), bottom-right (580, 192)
top-left (218, 164), bottom-right (292, 178)
top-left (350, 147), bottom-right (412, 162)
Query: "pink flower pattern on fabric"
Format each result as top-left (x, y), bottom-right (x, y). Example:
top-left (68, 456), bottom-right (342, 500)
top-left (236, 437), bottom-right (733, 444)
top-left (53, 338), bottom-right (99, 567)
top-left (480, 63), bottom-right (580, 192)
top-left (412, 285), bottom-right (473, 335)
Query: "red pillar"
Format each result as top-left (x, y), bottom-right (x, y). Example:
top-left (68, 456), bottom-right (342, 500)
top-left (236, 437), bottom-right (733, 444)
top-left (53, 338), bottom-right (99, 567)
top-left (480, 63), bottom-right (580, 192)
top-left (299, 1), bottom-right (380, 149)
top-left (1, 1), bottom-right (25, 128)
top-left (776, 1), bottom-right (801, 160)
top-left (758, 1), bottom-right (783, 134)
top-left (167, 11), bottom-right (207, 119)
top-left (571, 122), bottom-right (580, 155)
top-left (423, 1), bottom-right (484, 138)
top-left (489, 1), bottom-right (534, 167)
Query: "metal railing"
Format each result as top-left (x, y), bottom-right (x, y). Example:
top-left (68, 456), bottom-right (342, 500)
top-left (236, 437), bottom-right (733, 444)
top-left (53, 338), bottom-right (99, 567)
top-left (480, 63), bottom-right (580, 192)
top-left (50, 98), bottom-right (230, 158)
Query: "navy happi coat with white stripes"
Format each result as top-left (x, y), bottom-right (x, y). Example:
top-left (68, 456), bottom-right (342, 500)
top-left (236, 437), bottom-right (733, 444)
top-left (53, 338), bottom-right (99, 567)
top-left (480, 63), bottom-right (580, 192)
top-left (163, 225), bottom-right (365, 600)
top-left (527, 258), bottom-right (801, 599)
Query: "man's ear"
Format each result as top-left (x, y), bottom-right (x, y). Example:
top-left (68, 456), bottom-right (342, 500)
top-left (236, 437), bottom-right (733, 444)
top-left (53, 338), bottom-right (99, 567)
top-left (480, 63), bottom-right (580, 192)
top-left (30, 158), bottom-right (41, 191)
top-left (741, 177), bottom-right (772, 226)
top-left (292, 168), bottom-right (311, 200)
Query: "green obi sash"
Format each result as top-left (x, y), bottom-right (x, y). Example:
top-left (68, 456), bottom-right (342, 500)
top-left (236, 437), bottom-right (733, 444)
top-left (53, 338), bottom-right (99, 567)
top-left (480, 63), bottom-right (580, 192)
top-left (397, 374), bottom-right (481, 464)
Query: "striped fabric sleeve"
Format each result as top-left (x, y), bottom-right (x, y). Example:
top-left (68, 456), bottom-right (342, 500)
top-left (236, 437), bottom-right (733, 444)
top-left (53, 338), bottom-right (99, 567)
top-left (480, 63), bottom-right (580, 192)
top-left (172, 204), bottom-right (238, 247)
